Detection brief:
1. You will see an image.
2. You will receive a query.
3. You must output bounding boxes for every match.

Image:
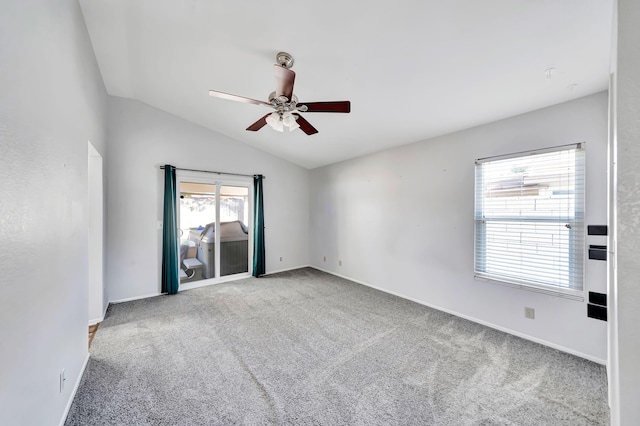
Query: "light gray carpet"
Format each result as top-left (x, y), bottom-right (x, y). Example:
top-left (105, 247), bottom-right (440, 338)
top-left (66, 268), bottom-right (609, 425)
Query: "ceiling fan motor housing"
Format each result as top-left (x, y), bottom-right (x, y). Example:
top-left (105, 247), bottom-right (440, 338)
top-left (268, 92), bottom-right (307, 112)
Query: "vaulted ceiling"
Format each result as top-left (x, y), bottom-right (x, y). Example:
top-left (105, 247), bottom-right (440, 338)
top-left (79, 0), bottom-right (613, 169)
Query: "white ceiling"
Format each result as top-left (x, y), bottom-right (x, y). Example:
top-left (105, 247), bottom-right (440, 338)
top-left (79, 0), bottom-right (613, 169)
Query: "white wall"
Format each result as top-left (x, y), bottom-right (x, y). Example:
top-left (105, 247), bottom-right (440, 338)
top-left (310, 92), bottom-right (609, 362)
top-left (612, 0), bottom-right (640, 423)
top-left (105, 96), bottom-right (310, 302)
top-left (0, 0), bottom-right (107, 424)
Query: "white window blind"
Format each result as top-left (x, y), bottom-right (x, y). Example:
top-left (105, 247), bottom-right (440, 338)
top-left (474, 144), bottom-right (585, 296)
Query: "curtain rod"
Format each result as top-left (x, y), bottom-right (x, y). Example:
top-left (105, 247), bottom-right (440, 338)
top-left (159, 165), bottom-right (264, 179)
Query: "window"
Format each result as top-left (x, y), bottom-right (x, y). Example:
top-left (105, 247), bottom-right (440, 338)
top-left (474, 144), bottom-right (585, 297)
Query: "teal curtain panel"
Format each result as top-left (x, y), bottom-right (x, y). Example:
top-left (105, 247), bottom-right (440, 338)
top-left (252, 175), bottom-right (265, 277)
top-left (162, 165), bottom-right (180, 294)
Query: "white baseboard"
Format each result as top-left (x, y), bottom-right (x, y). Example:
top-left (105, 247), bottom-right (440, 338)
top-left (59, 352), bottom-right (90, 426)
top-left (109, 292), bottom-right (162, 304)
top-left (88, 302), bottom-right (110, 326)
top-left (311, 266), bottom-right (607, 365)
top-left (265, 264), bottom-right (312, 276)
top-left (88, 317), bottom-right (102, 326)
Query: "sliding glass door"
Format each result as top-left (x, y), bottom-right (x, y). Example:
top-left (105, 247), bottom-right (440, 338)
top-left (176, 172), bottom-right (252, 286)
top-left (219, 186), bottom-right (249, 277)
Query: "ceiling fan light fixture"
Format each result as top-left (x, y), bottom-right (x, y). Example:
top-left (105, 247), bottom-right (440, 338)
top-left (283, 112), bottom-right (299, 131)
top-left (266, 112), bottom-right (284, 132)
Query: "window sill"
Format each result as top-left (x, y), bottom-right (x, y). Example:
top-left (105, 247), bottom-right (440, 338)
top-left (474, 274), bottom-right (585, 301)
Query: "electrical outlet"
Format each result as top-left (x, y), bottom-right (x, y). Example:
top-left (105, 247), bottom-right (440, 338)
top-left (525, 307), bottom-right (535, 319)
top-left (279, 256), bottom-right (283, 261)
top-left (323, 256), bottom-right (326, 262)
top-left (339, 260), bottom-right (342, 266)
top-left (59, 369), bottom-right (66, 393)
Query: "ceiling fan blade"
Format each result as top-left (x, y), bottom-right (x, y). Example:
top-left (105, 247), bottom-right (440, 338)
top-left (246, 113), bottom-right (271, 131)
top-left (298, 101), bottom-right (351, 113)
top-left (293, 113), bottom-right (318, 135)
top-left (209, 90), bottom-right (272, 107)
top-left (274, 65), bottom-right (295, 101)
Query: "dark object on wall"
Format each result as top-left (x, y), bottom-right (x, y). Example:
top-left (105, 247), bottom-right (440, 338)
top-left (587, 225), bottom-right (608, 236)
top-left (588, 245), bottom-right (607, 261)
top-left (588, 304), bottom-right (608, 321)
top-left (589, 291), bottom-right (607, 307)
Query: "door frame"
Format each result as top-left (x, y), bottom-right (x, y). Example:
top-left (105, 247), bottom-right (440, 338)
top-left (88, 141), bottom-right (105, 324)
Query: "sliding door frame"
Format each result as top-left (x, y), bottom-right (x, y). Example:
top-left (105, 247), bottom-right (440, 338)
top-left (175, 170), bottom-right (254, 289)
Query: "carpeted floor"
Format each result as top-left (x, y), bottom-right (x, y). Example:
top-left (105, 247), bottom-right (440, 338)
top-left (65, 268), bottom-right (609, 425)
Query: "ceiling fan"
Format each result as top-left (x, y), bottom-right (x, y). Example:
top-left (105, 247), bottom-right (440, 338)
top-left (208, 52), bottom-right (351, 135)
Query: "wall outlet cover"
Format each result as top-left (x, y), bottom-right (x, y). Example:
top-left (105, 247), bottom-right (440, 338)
top-left (525, 307), bottom-right (535, 319)
top-left (59, 369), bottom-right (66, 393)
